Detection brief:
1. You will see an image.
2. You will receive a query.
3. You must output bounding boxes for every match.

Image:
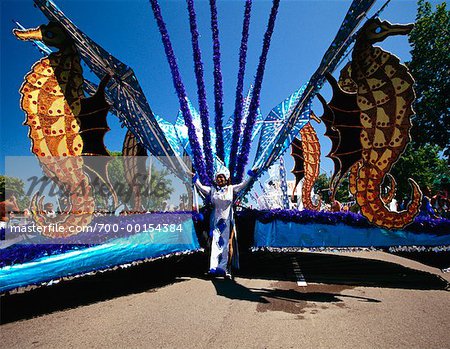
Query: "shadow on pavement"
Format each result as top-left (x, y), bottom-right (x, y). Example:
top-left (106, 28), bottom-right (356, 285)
top-left (2, 251), bottom-right (448, 324)
top-left (388, 251), bottom-right (450, 270)
top-left (0, 253), bottom-right (206, 324)
top-left (211, 278), bottom-right (269, 303)
top-left (237, 251), bottom-right (450, 291)
top-left (211, 278), bottom-right (380, 305)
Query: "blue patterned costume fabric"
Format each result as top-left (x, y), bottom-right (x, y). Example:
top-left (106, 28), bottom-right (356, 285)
top-left (194, 177), bottom-right (250, 274)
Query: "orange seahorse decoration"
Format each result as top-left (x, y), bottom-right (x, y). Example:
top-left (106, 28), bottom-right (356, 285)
top-left (290, 122), bottom-right (321, 210)
top-left (14, 22), bottom-right (108, 237)
top-left (299, 122), bottom-right (321, 210)
top-left (350, 18), bottom-right (422, 229)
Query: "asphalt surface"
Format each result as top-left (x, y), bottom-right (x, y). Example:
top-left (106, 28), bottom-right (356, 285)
top-left (1, 251), bottom-right (449, 348)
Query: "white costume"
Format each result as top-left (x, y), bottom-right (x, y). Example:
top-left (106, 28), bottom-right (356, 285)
top-left (195, 175), bottom-right (249, 274)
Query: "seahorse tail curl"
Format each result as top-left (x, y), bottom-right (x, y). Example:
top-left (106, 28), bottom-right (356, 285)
top-left (356, 165), bottom-right (422, 229)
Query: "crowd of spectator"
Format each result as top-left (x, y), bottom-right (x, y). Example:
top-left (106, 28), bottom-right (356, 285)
top-left (318, 182), bottom-right (449, 220)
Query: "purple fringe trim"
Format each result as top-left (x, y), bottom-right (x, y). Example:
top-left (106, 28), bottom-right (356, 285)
top-left (150, 0), bottom-right (209, 184)
top-left (1, 212), bottom-right (194, 268)
top-left (252, 246), bottom-right (450, 253)
top-left (209, 0), bottom-right (225, 162)
top-left (187, 0), bottom-right (214, 182)
top-left (1, 244), bottom-right (90, 269)
top-left (229, 0), bottom-right (252, 181)
top-left (2, 210), bottom-right (448, 268)
top-left (238, 209), bottom-right (450, 236)
top-left (235, 0), bottom-right (280, 182)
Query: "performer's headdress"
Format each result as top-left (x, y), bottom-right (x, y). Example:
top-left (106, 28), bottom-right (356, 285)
top-left (214, 158), bottom-right (230, 180)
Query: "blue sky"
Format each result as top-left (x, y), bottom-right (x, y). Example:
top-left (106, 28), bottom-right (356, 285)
top-left (0, 0), bottom-right (431, 179)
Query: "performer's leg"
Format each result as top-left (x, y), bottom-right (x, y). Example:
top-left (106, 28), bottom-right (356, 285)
top-left (209, 228), bottom-right (220, 271)
top-left (215, 225), bottom-right (230, 273)
top-left (227, 226), bottom-right (235, 271)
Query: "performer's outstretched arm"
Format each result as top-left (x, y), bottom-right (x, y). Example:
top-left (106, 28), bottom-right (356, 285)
top-left (232, 169), bottom-right (258, 194)
top-left (193, 174), bottom-right (211, 196)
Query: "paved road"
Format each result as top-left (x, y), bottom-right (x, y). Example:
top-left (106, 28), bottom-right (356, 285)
top-left (1, 251), bottom-right (449, 348)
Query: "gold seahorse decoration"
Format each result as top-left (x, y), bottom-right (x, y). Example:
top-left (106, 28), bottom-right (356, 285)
top-left (14, 22), bottom-right (113, 237)
top-left (317, 67), bottom-right (397, 211)
top-left (319, 62), bottom-right (397, 206)
top-left (349, 18), bottom-right (422, 229)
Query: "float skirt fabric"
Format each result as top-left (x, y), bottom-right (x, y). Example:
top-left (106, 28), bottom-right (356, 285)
top-left (254, 220), bottom-right (450, 248)
top-left (0, 217), bottom-right (199, 293)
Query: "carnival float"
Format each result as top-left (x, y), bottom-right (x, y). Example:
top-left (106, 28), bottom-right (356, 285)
top-left (1, 0), bottom-right (449, 292)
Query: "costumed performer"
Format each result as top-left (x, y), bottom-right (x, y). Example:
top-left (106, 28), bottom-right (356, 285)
top-left (193, 168), bottom-right (257, 278)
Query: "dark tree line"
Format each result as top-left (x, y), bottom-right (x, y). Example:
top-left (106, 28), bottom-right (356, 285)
top-left (392, 0), bottom-right (450, 198)
top-left (407, 0), bottom-right (449, 158)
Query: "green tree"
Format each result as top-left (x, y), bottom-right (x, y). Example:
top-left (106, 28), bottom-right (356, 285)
top-left (313, 173), bottom-right (351, 204)
top-left (313, 173), bottom-right (331, 203)
top-left (335, 177), bottom-right (351, 203)
top-left (391, 143), bottom-right (450, 199)
top-left (106, 152), bottom-right (174, 211)
top-left (0, 175), bottom-right (30, 210)
top-left (408, 0), bottom-right (450, 157)
top-left (145, 167), bottom-right (174, 210)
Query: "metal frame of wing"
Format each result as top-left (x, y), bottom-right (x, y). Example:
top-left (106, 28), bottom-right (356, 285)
top-left (33, 0), bottom-right (190, 182)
